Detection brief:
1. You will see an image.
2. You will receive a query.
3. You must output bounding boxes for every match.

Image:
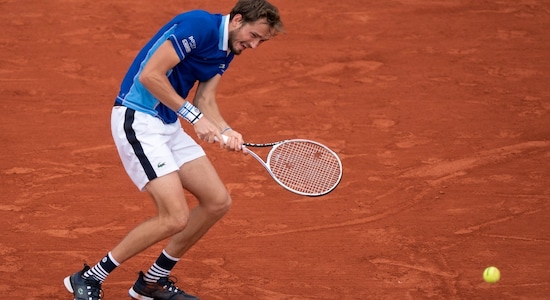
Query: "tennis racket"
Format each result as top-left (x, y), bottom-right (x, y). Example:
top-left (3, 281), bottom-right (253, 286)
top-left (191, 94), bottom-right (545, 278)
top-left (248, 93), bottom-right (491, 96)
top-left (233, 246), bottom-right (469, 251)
top-left (220, 135), bottom-right (342, 196)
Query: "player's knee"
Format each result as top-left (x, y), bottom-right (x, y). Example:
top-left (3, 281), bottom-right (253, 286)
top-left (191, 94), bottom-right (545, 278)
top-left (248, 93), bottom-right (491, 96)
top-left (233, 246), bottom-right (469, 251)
top-left (203, 191), bottom-right (232, 218)
top-left (159, 214), bottom-right (189, 235)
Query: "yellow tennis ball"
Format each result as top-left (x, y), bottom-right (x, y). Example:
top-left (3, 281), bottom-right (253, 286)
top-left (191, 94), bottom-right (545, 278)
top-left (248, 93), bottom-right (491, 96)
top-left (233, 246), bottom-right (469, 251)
top-left (483, 266), bottom-right (500, 283)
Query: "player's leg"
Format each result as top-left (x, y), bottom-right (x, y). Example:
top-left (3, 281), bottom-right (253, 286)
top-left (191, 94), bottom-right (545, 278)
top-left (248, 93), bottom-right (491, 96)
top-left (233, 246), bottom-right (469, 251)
top-left (110, 171), bottom-right (191, 262)
top-left (165, 155), bottom-right (232, 257)
top-left (129, 156), bottom-right (230, 300)
top-left (127, 171), bottom-right (206, 300)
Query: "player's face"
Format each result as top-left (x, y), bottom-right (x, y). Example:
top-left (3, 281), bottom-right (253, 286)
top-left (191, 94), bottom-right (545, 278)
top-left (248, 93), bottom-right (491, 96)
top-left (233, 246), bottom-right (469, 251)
top-left (228, 18), bottom-right (272, 55)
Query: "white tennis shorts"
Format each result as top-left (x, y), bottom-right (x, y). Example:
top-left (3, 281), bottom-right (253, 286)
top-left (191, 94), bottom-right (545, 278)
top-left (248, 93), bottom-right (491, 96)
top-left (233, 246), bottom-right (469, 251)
top-left (111, 106), bottom-right (205, 191)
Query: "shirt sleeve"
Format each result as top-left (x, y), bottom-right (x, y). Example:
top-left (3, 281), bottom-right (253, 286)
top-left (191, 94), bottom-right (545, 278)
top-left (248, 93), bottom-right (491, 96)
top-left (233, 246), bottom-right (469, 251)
top-left (168, 14), bottom-right (216, 61)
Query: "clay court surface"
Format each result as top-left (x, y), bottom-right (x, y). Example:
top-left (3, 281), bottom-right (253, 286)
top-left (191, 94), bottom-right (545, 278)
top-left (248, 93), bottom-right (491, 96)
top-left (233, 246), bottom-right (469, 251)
top-left (1, 0), bottom-right (549, 299)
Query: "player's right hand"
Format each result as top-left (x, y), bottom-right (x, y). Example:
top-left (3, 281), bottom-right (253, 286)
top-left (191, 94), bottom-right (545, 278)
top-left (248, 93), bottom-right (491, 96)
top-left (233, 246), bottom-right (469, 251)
top-left (193, 117), bottom-right (221, 144)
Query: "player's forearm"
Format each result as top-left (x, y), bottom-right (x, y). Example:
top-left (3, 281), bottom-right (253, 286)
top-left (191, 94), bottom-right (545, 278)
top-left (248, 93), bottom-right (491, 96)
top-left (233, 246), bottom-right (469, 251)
top-left (141, 73), bottom-right (204, 125)
top-left (139, 71), bottom-right (186, 112)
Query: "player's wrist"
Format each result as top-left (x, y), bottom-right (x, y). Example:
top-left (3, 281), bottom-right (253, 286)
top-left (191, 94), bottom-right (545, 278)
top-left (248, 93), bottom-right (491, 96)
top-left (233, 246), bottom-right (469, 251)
top-left (177, 101), bottom-right (203, 125)
top-left (221, 127), bottom-right (232, 134)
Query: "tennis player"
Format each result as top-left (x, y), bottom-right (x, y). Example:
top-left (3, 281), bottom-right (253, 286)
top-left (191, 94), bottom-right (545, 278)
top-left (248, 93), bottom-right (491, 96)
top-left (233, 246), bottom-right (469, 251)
top-left (64, 0), bottom-right (283, 299)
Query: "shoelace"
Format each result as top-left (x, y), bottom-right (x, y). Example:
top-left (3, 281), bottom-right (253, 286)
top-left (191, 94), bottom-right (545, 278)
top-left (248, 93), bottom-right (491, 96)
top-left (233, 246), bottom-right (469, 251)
top-left (84, 278), bottom-right (104, 299)
top-left (159, 276), bottom-right (184, 294)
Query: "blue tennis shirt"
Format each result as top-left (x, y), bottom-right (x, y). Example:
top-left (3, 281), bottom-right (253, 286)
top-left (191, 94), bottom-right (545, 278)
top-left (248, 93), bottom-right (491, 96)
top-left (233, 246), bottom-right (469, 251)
top-left (115, 10), bottom-right (235, 124)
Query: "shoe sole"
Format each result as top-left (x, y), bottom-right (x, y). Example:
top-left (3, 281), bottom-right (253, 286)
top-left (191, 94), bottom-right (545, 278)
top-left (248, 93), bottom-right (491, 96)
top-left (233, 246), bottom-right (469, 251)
top-left (63, 276), bottom-right (75, 293)
top-left (128, 287), bottom-right (154, 300)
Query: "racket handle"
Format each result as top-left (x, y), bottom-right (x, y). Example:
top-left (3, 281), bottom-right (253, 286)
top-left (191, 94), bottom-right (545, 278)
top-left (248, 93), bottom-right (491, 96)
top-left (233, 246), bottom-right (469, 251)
top-left (214, 134), bottom-right (230, 144)
top-left (215, 134), bottom-right (247, 152)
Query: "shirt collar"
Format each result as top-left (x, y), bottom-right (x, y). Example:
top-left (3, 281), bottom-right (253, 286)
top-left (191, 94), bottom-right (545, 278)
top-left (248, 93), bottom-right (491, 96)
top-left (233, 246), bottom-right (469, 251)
top-left (219, 14), bottom-right (229, 51)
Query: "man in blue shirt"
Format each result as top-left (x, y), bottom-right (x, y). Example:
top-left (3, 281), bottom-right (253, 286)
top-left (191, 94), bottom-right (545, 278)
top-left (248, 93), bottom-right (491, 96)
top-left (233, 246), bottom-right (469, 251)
top-left (64, 1), bottom-right (283, 299)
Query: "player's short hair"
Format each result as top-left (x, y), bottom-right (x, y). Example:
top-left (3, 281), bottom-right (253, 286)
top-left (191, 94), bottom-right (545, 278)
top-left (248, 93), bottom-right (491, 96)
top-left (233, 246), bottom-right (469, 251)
top-left (230, 0), bottom-right (284, 35)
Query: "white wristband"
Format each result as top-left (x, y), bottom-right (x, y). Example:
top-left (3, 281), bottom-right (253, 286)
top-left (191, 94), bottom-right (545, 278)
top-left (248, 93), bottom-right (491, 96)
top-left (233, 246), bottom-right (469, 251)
top-left (177, 101), bottom-right (203, 125)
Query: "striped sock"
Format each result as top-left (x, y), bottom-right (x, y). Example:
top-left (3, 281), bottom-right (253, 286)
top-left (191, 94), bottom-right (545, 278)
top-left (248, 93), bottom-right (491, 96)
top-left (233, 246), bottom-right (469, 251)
top-left (144, 249), bottom-right (179, 283)
top-left (83, 252), bottom-right (120, 283)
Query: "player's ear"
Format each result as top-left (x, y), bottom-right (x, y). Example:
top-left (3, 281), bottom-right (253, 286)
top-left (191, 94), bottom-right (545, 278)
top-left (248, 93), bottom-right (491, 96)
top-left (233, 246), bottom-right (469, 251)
top-left (230, 14), bottom-right (243, 27)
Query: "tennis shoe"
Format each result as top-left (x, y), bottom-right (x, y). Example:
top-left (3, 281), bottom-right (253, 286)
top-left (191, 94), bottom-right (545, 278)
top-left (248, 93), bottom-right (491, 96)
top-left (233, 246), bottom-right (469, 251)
top-left (63, 264), bottom-right (103, 300)
top-left (129, 271), bottom-right (199, 300)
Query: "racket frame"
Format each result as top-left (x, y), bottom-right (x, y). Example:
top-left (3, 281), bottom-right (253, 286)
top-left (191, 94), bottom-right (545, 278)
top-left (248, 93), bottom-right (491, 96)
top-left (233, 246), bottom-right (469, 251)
top-left (219, 135), bottom-right (343, 196)
top-left (245, 139), bottom-right (342, 196)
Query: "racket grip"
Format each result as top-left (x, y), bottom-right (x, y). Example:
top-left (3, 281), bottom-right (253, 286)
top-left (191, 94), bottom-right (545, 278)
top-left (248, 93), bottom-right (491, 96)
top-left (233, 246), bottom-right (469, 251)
top-left (214, 134), bottom-right (230, 144)
top-left (215, 134), bottom-right (247, 152)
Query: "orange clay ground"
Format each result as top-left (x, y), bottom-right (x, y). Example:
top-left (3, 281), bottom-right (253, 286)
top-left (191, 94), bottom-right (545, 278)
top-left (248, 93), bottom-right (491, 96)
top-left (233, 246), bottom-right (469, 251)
top-left (1, 0), bottom-right (549, 299)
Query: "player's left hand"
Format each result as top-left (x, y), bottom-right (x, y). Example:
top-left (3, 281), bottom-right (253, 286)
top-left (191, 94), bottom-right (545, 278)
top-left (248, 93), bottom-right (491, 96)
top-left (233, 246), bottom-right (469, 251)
top-left (221, 130), bottom-right (244, 152)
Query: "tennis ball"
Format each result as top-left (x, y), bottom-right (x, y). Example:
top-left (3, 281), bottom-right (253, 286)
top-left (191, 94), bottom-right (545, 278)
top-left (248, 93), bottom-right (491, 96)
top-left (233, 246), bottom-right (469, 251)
top-left (483, 266), bottom-right (500, 283)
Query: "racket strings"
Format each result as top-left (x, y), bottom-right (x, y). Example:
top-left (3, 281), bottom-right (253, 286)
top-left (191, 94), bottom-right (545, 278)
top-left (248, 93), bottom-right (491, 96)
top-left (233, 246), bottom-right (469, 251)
top-left (268, 141), bottom-right (341, 195)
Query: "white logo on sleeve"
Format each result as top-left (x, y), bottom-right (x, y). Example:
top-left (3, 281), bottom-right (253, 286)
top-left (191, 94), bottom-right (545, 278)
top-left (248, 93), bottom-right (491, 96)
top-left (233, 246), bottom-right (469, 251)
top-left (181, 36), bottom-right (197, 54)
top-left (188, 36), bottom-right (196, 48)
top-left (182, 39), bottom-right (191, 53)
